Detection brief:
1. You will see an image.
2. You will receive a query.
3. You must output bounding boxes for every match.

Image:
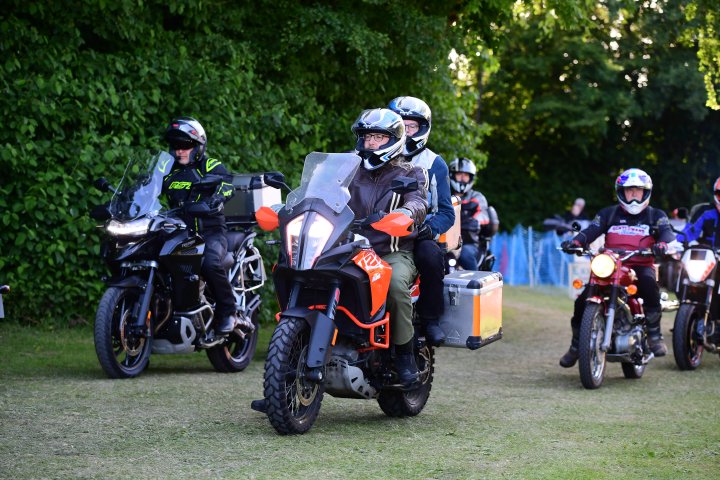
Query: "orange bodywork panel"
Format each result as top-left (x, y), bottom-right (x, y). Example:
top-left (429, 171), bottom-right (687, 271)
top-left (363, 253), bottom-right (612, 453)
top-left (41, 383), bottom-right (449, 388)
top-left (371, 212), bottom-right (413, 237)
top-left (352, 249), bottom-right (392, 316)
top-left (255, 206), bottom-right (279, 231)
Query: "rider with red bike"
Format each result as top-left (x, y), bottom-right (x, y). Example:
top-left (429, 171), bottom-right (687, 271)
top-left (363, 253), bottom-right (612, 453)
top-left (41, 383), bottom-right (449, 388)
top-left (560, 168), bottom-right (675, 367)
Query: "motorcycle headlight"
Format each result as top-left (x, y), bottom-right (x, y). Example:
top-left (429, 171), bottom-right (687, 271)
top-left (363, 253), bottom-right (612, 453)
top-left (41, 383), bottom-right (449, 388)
top-left (285, 213), bottom-right (334, 270)
top-left (590, 253), bottom-right (616, 279)
top-left (106, 218), bottom-right (151, 237)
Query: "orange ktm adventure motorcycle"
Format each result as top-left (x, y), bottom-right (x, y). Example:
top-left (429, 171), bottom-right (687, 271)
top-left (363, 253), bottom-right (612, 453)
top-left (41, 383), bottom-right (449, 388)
top-left (253, 152), bottom-right (434, 435)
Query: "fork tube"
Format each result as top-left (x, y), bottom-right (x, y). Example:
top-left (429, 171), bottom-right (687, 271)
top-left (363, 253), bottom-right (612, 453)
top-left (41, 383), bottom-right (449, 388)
top-left (601, 286), bottom-right (618, 352)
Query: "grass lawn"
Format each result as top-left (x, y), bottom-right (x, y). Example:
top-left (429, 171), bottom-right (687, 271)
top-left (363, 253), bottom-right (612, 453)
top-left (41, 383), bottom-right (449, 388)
top-left (0, 286), bottom-right (718, 479)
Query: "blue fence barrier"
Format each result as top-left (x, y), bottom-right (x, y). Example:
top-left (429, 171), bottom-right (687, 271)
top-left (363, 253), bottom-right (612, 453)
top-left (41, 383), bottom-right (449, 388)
top-left (492, 225), bottom-right (575, 287)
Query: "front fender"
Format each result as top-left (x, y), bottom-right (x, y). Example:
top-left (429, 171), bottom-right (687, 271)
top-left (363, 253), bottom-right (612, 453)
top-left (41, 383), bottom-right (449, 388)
top-left (586, 296), bottom-right (603, 305)
top-left (105, 275), bottom-right (146, 289)
top-left (280, 307), bottom-right (336, 369)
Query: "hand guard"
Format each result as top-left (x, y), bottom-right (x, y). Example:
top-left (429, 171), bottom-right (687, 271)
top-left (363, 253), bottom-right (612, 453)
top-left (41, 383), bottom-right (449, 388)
top-left (652, 241), bottom-right (668, 257)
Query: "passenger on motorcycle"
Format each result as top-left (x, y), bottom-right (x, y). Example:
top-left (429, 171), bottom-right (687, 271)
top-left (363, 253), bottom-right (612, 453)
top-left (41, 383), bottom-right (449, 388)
top-left (676, 176), bottom-right (720, 248)
top-left (388, 96), bottom-right (454, 346)
top-left (559, 168), bottom-right (676, 367)
top-left (449, 157), bottom-right (499, 270)
top-left (350, 108), bottom-right (429, 387)
top-left (162, 117), bottom-right (244, 336)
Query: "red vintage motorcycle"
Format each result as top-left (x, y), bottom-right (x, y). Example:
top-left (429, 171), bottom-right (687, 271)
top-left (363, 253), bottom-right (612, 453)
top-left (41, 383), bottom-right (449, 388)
top-left (253, 152), bottom-right (434, 434)
top-left (566, 246), bottom-right (657, 389)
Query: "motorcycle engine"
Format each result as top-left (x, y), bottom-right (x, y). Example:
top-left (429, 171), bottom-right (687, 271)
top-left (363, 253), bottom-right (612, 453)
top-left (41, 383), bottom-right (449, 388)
top-left (614, 325), bottom-right (644, 356)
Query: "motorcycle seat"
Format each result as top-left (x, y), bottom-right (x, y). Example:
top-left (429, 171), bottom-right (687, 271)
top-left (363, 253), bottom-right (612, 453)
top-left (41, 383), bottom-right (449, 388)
top-left (226, 231), bottom-right (247, 253)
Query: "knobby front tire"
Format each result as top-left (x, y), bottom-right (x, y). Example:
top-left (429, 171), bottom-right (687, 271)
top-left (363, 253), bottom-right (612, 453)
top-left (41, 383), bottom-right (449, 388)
top-left (263, 317), bottom-right (324, 435)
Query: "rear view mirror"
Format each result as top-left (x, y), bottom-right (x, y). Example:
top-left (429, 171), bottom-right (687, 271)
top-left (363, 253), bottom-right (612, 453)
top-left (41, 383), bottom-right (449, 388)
top-left (93, 178), bottom-right (116, 193)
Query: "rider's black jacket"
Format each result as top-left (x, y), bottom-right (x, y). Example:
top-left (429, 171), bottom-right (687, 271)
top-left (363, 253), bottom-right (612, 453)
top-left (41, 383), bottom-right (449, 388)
top-left (572, 205), bottom-right (675, 268)
top-left (162, 155), bottom-right (234, 231)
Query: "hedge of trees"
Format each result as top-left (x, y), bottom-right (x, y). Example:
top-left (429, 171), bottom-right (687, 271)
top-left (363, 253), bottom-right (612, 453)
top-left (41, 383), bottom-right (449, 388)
top-left (2, 1), bottom-right (719, 325)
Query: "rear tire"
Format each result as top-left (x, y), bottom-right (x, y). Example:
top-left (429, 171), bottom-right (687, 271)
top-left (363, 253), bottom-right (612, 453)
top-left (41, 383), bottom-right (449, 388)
top-left (94, 287), bottom-right (152, 379)
top-left (673, 304), bottom-right (704, 370)
top-left (378, 344), bottom-right (434, 417)
top-left (578, 303), bottom-right (606, 389)
top-left (207, 306), bottom-right (260, 372)
top-left (263, 318), bottom-right (323, 435)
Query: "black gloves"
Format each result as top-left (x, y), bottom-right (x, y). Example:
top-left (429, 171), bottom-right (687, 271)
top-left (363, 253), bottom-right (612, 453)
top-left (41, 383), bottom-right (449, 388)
top-left (652, 242), bottom-right (668, 256)
top-left (206, 194), bottom-right (224, 210)
top-left (561, 239), bottom-right (583, 253)
top-left (416, 224), bottom-right (434, 241)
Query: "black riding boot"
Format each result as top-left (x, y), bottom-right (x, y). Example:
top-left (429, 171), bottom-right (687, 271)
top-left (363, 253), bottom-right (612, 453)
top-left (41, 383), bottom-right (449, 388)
top-left (559, 327), bottom-right (580, 368)
top-left (394, 341), bottom-right (420, 389)
top-left (646, 310), bottom-right (667, 357)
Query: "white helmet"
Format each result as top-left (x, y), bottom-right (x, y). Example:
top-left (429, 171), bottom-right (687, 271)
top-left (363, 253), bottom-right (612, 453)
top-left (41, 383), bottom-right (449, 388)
top-left (615, 168), bottom-right (652, 215)
top-left (351, 108), bottom-right (406, 170)
top-left (388, 96), bottom-right (431, 157)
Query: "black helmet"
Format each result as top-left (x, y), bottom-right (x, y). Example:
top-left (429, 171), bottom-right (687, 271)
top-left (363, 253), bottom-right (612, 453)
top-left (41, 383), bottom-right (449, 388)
top-left (165, 117), bottom-right (207, 164)
top-left (351, 108), bottom-right (406, 170)
top-left (449, 157), bottom-right (477, 194)
top-left (388, 96), bottom-right (432, 157)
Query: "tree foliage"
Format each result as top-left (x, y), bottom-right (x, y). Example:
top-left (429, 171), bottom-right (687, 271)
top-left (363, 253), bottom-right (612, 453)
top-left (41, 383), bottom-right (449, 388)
top-left (477, 0), bottom-right (720, 227)
top-left (0, 0), bottom-right (500, 324)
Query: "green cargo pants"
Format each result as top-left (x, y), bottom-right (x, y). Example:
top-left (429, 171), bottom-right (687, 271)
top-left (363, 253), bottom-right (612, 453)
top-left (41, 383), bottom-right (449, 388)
top-left (382, 250), bottom-right (418, 345)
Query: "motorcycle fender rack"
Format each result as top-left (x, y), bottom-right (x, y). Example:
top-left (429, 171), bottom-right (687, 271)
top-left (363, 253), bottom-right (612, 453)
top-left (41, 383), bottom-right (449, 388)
top-left (439, 271), bottom-right (503, 350)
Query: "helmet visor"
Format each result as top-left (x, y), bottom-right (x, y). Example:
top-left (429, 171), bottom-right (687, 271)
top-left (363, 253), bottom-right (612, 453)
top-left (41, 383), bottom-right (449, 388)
top-left (168, 139), bottom-right (197, 150)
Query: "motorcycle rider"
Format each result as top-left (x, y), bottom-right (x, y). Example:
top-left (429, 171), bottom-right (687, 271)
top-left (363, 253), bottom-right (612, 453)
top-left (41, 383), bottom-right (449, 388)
top-left (388, 96), bottom-right (454, 345)
top-left (162, 116), bottom-right (246, 336)
top-left (676, 176), bottom-right (720, 248)
top-left (449, 157), bottom-right (499, 270)
top-left (349, 108), bottom-right (428, 388)
top-left (559, 168), bottom-right (675, 367)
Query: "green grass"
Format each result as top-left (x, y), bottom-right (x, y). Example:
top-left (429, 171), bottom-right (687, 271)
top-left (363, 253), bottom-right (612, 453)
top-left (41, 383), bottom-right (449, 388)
top-left (1, 286), bottom-right (719, 479)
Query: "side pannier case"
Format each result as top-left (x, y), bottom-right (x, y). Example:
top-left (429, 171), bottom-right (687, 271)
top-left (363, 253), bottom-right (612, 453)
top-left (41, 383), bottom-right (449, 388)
top-left (224, 173), bottom-right (282, 228)
top-left (439, 270), bottom-right (503, 350)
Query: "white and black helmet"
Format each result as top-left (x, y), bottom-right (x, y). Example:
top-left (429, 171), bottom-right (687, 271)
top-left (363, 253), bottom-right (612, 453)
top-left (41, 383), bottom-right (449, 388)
top-left (615, 168), bottom-right (652, 215)
top-left (351, 108), bottom-right (406, 170)
top-left (449, 157), bottom-right (477, 194)
top-left (388, 96), bottom-right (431, 157)
top-left (165, 116), bottom-right (207, 164)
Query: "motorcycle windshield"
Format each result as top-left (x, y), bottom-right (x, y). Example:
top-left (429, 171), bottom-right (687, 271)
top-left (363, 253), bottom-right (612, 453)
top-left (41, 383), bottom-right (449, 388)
top-left (109, 151), bottom-right (175, 220)
top-left (285, 152), bottom-right (361, 214)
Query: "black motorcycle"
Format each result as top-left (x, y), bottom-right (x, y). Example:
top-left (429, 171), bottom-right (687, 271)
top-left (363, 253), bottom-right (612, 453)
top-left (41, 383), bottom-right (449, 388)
top-left (90, 151), bottom-right (268, 378)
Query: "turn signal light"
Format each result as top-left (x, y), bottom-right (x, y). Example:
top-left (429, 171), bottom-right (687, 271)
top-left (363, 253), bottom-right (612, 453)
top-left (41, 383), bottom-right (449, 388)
top-left (626, 284), bottom-right (638, 295)
top-left (572, 279), bottom-right (584, 289)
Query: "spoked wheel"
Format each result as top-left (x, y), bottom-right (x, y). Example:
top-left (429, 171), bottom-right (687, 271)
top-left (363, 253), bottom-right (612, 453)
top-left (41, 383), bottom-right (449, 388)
top-left (378, 344), bottom-right (435, 417)
top-left (673, 304), bottom-right (704, 370)
top-left (263, 317), bottom-right (323, 435)
top-left (94, 287), bottom-right (152, 379)
top-left (207, 307), bottom-right (260, 373)
top-left (578, 303), bottom-right (607, 389)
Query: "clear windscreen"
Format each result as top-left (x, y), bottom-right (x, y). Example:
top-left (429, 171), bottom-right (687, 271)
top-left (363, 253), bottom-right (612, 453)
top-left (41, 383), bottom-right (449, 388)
top-left (285, 152), bottom-right (361, 214)
top-left (109, 151), bottom-right (174, 220)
